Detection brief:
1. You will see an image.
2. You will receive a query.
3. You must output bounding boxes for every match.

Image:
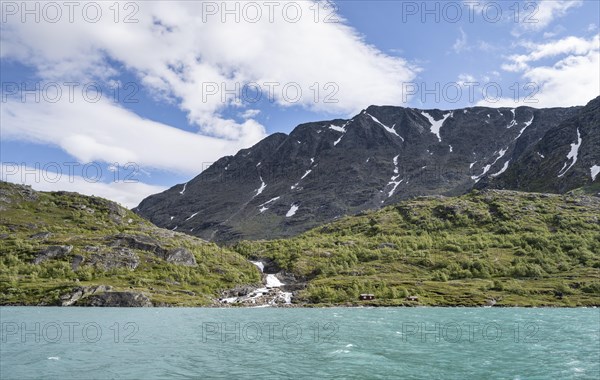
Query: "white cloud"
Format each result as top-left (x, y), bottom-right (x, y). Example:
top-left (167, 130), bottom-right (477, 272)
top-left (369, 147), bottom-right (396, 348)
top-left (457, 74), bottom-right (476, 86)
top-left (1, 1), bottom-right (418, 206)
top-left (543, 25), bottom-right (566, 39)
top-left (1, 163), bottom-right (166, 209)
top-left (1, 97), bottom-right (263, 175)
top-left (1, 1), bottom-right (417, 140)
top-left (240, 109), bottom-right (261, 119)
top-left (452, 28), bottom-right (469, 53)
top-left (515, 0), bottom-right (582, 33)
top-left (502, 35), bottom-right (599, 72)
top-left (481, 34), bottom-right (599, 107)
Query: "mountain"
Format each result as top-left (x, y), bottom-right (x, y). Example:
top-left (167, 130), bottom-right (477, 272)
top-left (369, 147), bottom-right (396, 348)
top-left (477, 96), bottom-right (600, 193)
top-left (135, 97), bottom-right (599, 243)
top-left (0, 182), bottom-right (261, 306)
top-left (232, 189), bottom-right (600, 307)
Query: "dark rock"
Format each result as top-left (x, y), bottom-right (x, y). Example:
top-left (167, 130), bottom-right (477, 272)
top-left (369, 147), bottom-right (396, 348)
top-left (480, 96), bottom-right (600, 194)
top-left (108, 233), bottom-right (165, 254)
top-left (71, 255), bottom-right (85, 271)
top-left (59, 285), bottom-right (113, 306)
top-left (77, 291), bottom-right (152, 307)
top-left (222, 285), bottom-right (256, 297)
top-left (258, 258), bottom-right (280, 274)
top-left (378, 243), bottom-right (397, 249)
top-left (33, 245), bottom-right (73, 264)
top-left (159, 247), bottom-right (197, 266)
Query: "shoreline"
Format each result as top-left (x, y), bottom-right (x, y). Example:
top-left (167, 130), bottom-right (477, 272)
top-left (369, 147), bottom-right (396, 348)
top-left (2, 303), bottom-right (598, 308)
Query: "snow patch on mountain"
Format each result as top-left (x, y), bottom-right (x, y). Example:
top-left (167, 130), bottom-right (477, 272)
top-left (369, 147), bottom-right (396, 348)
top-left (558, 128), bottom-right (582, 177)
top-left (258, 197), bottom-right (280, 213)
top-left (472, 148), bottom-right (508, 181)
top-left (515, 115), bottom-right (534, 140)
top-left (366, 113), bottom-right (403, 140)
top-left (421, 111), bottom-right (451, 142)
top-left (491, 160), bottom-right (510, 177)
top-left (329, 124), bottom-right (346, 133)
top-left (185, 212), bottom-right (199, 221)
top-left (286, 204), bottom-right (299, 217)
top-left (591, 165), bottom-right (600, 181)
top-left (254, 176), bottom-right (267, 196)
top-left (384, 155), bottom-right (403, 198)
top-left (332, 121), bottom-right (350, 146)
top-left (507, 109), bottom-right (517, 128)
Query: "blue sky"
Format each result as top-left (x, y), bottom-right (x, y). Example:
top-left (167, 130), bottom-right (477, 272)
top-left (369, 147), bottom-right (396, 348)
top-left (1, 0), bottom-right (598, 207)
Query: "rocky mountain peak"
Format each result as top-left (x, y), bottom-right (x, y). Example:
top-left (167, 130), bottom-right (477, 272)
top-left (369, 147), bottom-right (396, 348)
top-left (135, 97), bottom-right (598, 243)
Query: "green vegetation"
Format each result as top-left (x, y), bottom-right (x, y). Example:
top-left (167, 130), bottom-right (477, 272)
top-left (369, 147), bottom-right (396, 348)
top-left (0, 182), bottom-right (261, 306)
top-left (2, 181), bottom-right (598, 307)
top-left (232, 190), bottom-right (600, 307)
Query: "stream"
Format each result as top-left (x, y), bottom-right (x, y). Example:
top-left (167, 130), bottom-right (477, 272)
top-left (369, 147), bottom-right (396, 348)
top-left (220, 261), bottom-right (292, 306)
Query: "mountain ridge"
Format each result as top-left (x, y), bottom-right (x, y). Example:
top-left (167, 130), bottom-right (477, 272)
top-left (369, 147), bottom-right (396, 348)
top-left (135, 97), bottom-right (599, 242)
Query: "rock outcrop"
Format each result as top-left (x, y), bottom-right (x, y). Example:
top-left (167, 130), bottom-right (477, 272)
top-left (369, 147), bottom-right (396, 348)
top-left (33, 245), bottom-right (73, 264)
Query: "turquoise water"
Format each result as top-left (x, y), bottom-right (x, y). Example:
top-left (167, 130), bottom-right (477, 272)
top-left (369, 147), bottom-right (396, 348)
top-left (1, 307), bottom-right (598, 379)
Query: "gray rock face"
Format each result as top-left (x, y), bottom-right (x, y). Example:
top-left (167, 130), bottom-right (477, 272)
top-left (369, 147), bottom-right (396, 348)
top-left (59, 285), bottom-right (113, 306)
top-left (87, 248), bottom-right (140, 270)
top-left (105, 234), bottom-right (197, 267)
top-left (135, 97), bottom-right (598, 243)
top-left (0, 183), bottom-right (37, 205)
top-left (159, 247), bottom-right (197, 266)
top-left (29, 232), bottom-right (52, 240)
top-left (33, 245), bottom-right (73, 264)
top-left (77, 292), bottom-right (152, 307)
top-left (109, 233), bottom-right (164, 253)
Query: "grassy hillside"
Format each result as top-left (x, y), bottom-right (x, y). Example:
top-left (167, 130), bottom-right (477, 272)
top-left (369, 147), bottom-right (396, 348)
top-left (233, 190), bottom-right (600, 307)
top-left (0, 182), bottom-right (261, 306)
top-left (2, 181), bottom-right (598, 307)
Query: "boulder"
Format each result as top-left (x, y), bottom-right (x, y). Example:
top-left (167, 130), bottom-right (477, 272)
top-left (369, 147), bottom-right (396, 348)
top-left (108, 233), bottom-right (165, 254)
top-left (160, 247), bottom-right (197, 266)
top-left (71, 255), bottom-right (85, 271)
top-left (29, 231), bottom-right (52, 240)
top-left (33, 245), bottom-right (73, 264)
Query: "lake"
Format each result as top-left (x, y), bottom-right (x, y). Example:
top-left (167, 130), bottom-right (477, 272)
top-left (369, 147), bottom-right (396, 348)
top-left (1, 307), bottom-right (598, 379)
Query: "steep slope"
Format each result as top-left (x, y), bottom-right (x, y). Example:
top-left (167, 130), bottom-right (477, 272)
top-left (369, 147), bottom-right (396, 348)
top-left (0, 182), bottom-right (261, 306)
top-left (478, 96), bottom-right (600, 193)
top-left (232, 190), bottom-right (600, 307)
top-left (135, 100), bottom-right (595, 242)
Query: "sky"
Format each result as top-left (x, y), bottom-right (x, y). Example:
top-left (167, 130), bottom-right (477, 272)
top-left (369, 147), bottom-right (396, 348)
top-left (1, 0), bottom-right (599, 207)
